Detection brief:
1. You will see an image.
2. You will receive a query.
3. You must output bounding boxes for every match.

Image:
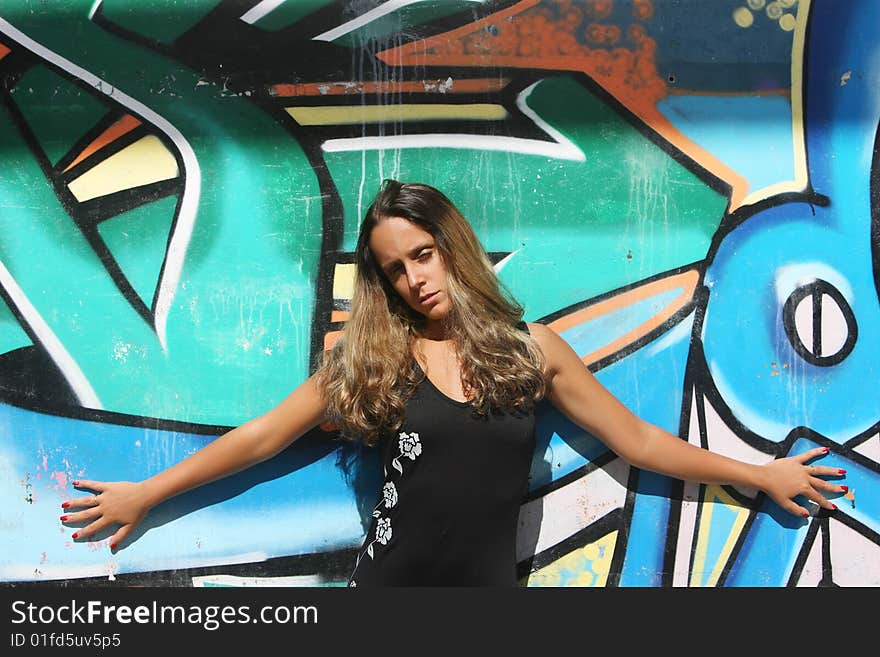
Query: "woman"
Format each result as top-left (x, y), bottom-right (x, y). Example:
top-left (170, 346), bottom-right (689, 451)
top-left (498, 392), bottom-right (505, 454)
top-left (61, 180), bottom-right (845, 586)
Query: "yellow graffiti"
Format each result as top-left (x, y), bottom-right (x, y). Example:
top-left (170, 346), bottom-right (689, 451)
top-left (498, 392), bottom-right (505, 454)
top-left (285, 103), bottom-right (508, 126)
top-left (690, 484), bottom-right (750, 587)
top-left (67, 135), bottom-right (178, 202)
top-left (332, 263), bottom-right (356, 300)
top-left (734, 7), bottom-right (755, 28)
top-left (526, 531), bottom-right (617, 587)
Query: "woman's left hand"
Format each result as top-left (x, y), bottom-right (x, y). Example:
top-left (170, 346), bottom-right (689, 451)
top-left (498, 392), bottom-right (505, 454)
top-left (756, 446), bottom-right (846, 517)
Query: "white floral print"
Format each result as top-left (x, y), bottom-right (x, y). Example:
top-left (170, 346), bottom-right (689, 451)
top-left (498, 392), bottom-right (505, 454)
top-left (349, 429), bottom-right (424, 585)
top-left (399, 431), bottom-right (421, 459)
top-left (392, 431), bottom-right (422, 474)
top-left (354, 515), bottom-right (393, 562)
top-left (382, 482), bottom-right (398, 509)
top-left (375, 517), bottom-right (392, 545)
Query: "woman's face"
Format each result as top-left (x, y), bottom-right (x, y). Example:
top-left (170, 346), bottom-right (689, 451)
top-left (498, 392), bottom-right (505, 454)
top-left (369, 216), bottom-right (451, 329)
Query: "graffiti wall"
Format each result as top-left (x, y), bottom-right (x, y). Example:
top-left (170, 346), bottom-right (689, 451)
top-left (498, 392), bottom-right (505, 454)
top-left (0, 0), bottom-right (876, 587)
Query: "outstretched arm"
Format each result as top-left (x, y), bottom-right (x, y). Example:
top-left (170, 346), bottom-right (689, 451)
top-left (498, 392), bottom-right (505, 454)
top-left (61, 374), bottom-right (328, 548)
top-left (527, 322), bottom-right (845, 518)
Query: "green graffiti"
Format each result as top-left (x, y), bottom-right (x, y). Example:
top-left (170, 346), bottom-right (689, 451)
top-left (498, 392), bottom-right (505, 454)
top-left (0, 0), bottom-right (322, 426)
top-left (327, 75), bottom-right (726, 321)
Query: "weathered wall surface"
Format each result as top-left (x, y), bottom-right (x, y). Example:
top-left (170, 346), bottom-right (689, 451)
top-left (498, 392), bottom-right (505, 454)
top-left (0, 0), bottom-right (876, 586)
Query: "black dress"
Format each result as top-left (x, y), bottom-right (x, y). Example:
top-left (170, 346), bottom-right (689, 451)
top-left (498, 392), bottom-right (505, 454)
top-left (347, 364), bottom-right (536, 587)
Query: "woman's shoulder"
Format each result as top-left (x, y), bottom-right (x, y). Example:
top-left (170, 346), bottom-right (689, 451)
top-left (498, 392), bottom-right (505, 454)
top-left (523, 322), bottom-right (568, 359)
top-left (523, 321), bottom-right (553, 340)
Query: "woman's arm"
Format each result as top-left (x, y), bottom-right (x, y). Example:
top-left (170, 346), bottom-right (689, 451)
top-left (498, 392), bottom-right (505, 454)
top-left (61, 374), bottom-right (328, 548)
top-left (527, 322), bottom-right (845, 517)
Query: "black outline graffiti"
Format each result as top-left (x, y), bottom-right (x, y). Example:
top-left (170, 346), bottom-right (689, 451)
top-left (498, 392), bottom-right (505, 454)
top-left (782, 279), bottom-right (858, 367)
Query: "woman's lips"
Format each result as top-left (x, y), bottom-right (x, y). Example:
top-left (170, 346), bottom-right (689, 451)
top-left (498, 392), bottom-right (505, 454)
top-left (419, 292), bottom-right (438, 304)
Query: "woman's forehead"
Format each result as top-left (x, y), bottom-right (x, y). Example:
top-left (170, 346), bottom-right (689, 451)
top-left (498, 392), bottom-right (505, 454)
top-left (369, 216), bottom-right (434, 256)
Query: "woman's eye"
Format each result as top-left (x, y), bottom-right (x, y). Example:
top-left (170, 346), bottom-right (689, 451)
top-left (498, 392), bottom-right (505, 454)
top-left (417, 250), bottom-right (432, 261)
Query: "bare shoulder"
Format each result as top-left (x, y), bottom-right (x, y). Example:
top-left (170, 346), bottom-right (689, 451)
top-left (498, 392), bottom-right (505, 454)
top-left (525, 321), bottom-right (567, 351)
top-left (524, 322), bottom-right (574, 374)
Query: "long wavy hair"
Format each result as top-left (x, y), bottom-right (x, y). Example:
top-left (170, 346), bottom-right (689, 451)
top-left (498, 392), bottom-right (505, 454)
top-left (315, 179), bottom-right (546, 445)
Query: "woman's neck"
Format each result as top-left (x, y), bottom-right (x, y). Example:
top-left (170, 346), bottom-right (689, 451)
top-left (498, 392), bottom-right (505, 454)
top-left (414, 319), bottom-right (451, 341)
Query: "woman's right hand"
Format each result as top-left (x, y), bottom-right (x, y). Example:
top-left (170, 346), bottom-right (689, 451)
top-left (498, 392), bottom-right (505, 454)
top-left (61, 480), bottom-right (152, 550)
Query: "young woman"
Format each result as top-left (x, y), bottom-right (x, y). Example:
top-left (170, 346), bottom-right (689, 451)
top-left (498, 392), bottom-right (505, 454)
top-left (61, 179), bottom-right (845, 586)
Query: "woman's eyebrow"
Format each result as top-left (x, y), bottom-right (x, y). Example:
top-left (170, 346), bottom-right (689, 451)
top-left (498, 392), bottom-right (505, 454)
top-left (380, 242), bottom-right (434, 274)
top-left (408, 242), bottom-right (433, 256)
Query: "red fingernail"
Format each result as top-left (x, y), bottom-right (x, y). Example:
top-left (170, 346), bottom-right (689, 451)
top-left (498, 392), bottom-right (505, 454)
top-left (831, 504), bottom-right (838, 510)
top-left (802, 511), bottom-right (810, 518)
top-left (60, 515), bottom-right (68, 521)
top-left (838, 469), bottom-right (847, 475)
top-left (61, 502), bottom-right (69, 509)
top-left (71, 532), bottom-right (79, 539)
top-left (822, 447), bottom-right (830, 453)
top-left (840, 485), bottom-right (849, 492)
top-left (72, 481), bottom-right (79, 486)
top-left (110, 543), bottom-right (117, 550)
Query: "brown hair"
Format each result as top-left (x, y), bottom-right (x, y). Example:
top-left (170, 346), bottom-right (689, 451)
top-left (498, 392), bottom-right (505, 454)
top-left (315, 179), bottom-right (546, 445)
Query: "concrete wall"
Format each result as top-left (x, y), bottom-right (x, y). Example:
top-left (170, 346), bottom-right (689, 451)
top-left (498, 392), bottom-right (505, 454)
top-left (0, 0), bottom-right (876, 586)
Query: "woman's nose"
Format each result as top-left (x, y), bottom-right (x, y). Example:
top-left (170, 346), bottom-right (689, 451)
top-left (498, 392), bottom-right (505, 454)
top-left (405, 264), bottom-right (422, 287)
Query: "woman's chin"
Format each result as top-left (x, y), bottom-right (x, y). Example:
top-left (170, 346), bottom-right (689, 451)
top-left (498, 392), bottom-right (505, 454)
top-left (423, 305), bottom-right (450, 322)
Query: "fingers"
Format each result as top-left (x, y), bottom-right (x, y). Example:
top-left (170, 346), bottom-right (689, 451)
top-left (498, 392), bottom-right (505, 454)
top-left (69, 479), bottom-right (106, 493)
top-left (798, 446), bottom-right (846, 478)
top-left (60, 504), bottom-right (107, 538)
top-left (809, 465), bottom-right (847, 478)
top-left (803, 448), bottom-right (847, 504)
top-left (802, 487), bottom-right (837, 511)
top-left (809, 475), bottom-right (847, 494)
top-left (62, 493), bottom-right (102, 511)
top-left (784, 476), bottom-right (846, 517)
top-left (59, 480), bottom-right (143, 551)
top-left (109, 525), bottom-right (135, 551)
top-left (775, 497), bottom-right (807, 518)
top-left (68, 516), bottom-right (112, 542)
top-left (59, 480), bottom-right (114, 545)
top-left (66, 518), bottom-right (137, 552)
top-left (769, 448), bottom-right (848, 517)
top-left (796, 447), bottom-right (847, 505)
top-left (61, 513), bottom-right (133, 551)
top-left (796, 446), bottom-right (831, 463)
top-left (60, 507), bottom-right (102, 525)
top-left (61, 480), bottom-right (106, 510)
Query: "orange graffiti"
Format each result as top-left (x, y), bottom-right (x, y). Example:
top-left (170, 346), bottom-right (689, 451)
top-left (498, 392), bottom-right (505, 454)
top-left (324, 329), bottom-right (342, 351)
top-left (585, 0), bottom-right (614, 21)
top-left (632, 0), bottom-right (653, 21)
top-left (63, 114), bottom-right (142, 172)
top-left (378, 1), bottom-right (665, 111)
top-left (546, 268), bottom-right (699, 367)
top-left (377, 0), bottom-right (748, 207)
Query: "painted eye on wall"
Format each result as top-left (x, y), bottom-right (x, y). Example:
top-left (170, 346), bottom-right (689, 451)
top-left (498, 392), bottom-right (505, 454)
top-left (782, 280), bottom-right (858, 366)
